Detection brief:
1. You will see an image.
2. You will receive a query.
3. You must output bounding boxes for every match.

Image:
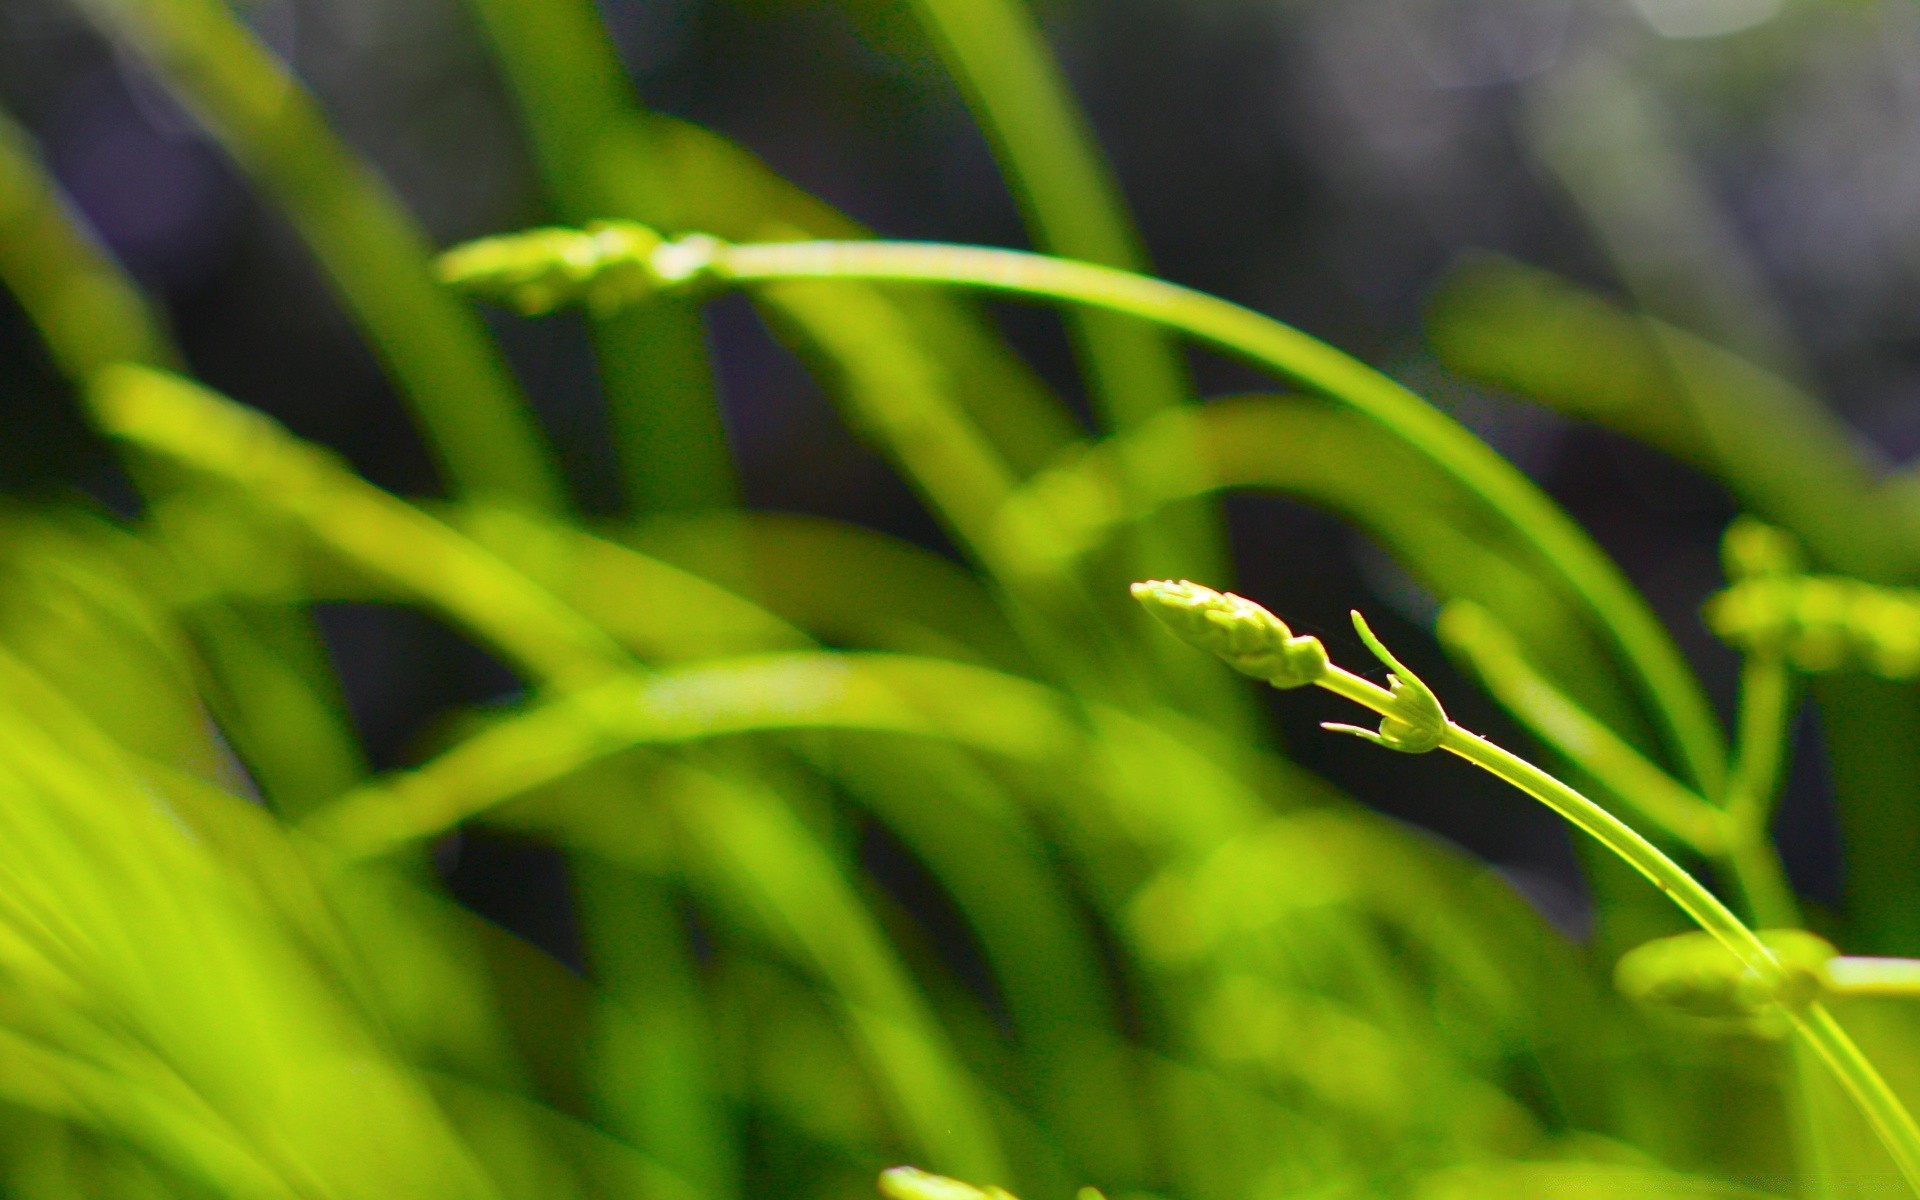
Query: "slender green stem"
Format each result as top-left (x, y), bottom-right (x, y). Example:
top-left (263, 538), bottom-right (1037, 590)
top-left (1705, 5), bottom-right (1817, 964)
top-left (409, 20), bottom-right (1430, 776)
top-left (1307, 663), bottom-right (1920, 1194)
top-left (1728, 651), bottom-right (1796, 833)
top-left (1722, 651), bottom-right (1802, 928)
top-left (1827, 957), bottom-right (1920, 997)
top-left (1794, 1002), bottom-right (1920, 1192)
top-left (704, 238), bottom-right (1728, 797)
top-left (1442, 599), bottom-right (1802, 927)
top-left (1437, 601), bottom-right (1727, 852)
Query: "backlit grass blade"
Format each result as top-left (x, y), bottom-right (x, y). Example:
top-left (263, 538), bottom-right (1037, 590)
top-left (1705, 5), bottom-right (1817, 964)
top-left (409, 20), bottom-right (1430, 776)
top-left (662, 758), bottom-right (1012, 1181)
top-left (752, 277), bottom-right (1245, 728)
top-left (699, 235), bottom-right (1730, 798)
top-left (627, 511), bottom-right (1032, 672)
top-left (573, 858), bottom-right (737, 1200)
top-left (0, 120), bottom-right (369, 813)
top-left (92, 366), bottom-right (623, 691)
top-left (0, 647), bottom-right (507, 1200)
top-left (460, 0), bottom-right (1082, 484)
top-left (73, 0), bottom-right (565, 512)
top-left (457, 0), bottom-right (728, 515)
top-left (896, 0), bottom-right (1235, 637)
top-left (0, 107), bottom-right (177, 377)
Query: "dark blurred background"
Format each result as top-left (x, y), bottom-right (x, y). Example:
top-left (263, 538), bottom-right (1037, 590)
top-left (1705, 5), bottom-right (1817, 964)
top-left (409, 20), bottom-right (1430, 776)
top-left (3, 0), bottom-right (1914, 941)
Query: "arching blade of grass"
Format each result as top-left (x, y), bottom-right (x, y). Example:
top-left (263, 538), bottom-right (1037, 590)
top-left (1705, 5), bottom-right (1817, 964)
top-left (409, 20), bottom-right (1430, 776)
top-left (892, 0), bottom-right (1239, 707)
top-left (0, 118), bottom-right (364, 814)
top-left (72, 0), bottom-right (564, 513)
top-left (408, 511), bottom-right (1146, 1182)
top-left (625, 511), bottom-right (1033, 673)
top-left (688, 236), bottom-right (1728, 798)
top-left (92, 366), bottom-right (624, 692)
top-left (457, 0), bottom-right (728, 515)
top-left (748, 278), bottom-right (1150, 705)
top-left (0, 108), bottom-right (178, 377)
top-left (1428, 257), bottom-right (1920, 954)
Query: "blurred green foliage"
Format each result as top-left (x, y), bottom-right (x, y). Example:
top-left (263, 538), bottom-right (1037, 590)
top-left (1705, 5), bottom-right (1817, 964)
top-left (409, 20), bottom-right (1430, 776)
top-left (3, 1), bottom-right (1920, 1198)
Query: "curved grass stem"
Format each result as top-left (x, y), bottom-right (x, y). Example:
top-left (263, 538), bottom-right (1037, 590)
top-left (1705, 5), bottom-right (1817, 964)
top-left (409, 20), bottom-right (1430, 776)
top-left (704, 238), bottom-right (1728, 797)
top-left (1131, 581), bottom-right (1920, 1194)
top-left (1328, 668), bottom-right (1920, 1194)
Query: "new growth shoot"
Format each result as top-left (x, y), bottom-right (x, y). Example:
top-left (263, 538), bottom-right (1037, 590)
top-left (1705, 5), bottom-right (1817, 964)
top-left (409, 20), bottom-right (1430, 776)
top-left (1129, 578), bottom-right (1920, 1193)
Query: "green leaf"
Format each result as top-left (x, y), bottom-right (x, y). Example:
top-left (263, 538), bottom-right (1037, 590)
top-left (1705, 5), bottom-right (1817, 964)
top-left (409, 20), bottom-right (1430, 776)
top-left (74, 0), bottom-right (564, 511)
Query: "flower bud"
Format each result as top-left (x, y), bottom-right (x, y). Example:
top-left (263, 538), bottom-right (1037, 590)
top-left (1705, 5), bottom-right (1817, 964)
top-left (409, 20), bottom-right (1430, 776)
top-left (1131, 580), bottom-right (1328, 688)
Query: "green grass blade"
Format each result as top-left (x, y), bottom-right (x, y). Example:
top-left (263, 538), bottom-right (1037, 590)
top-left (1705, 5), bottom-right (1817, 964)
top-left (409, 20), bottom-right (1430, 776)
top-left (0, 108), bottom-right (177, 376)
top-left (664, 758), bottom-right (1011, 1181)
top-left (899, 0), bottom-right (1180, 431)
top-left (73, 0), bottom-right (565, 512)
top-left (0, 118), bottom-right (370, 812)
top-left (457, 0), bottom-right (730, 514)
top-left (573, 859), bottom-right (737, 1200)
top-left (896, 0), bottom-right (1238, 666)
top-left (629, 511), bottom-right (1032, 672)
top-left (0, 647), bottom-right (508, 1200)
top-left (706, 237), bottom-right (1729, 796)
top-left (93, 366), bottom-right (624, 690)
top-left (1427, 256), bottom-right (1918, 580)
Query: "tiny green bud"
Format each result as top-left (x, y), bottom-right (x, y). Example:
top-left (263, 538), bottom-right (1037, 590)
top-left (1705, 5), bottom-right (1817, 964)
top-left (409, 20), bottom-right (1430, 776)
top-left (1320, 609), bottom-right (1448, 753)
top-left (1615, 929), bottom-right (1835, 1030)
top-left (1721, 516), bottom-right (1804, 582)
top-left (436, 221), bottom-right (671, 316)
top-left (1130, 579), bottom-right (1328, 688)
top-left (1705, 573), bottom-right (1920, 680)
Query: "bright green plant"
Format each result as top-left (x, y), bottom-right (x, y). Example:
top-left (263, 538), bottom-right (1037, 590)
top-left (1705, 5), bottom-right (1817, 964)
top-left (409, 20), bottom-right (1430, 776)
top-left (3, 3), bottom-right (1920, 1199)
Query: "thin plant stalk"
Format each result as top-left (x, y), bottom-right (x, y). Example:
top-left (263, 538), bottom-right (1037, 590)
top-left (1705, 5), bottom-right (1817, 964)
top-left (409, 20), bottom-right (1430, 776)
top-left (1131, 580), bottom-right (1920, 1193)
top-left (695, 237), bottom-right (1727, 796)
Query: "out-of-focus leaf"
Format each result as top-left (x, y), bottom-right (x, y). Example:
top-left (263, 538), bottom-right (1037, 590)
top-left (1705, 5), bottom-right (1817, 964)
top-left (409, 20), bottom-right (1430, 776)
top-left (459, 0), bottom-right (728, 516)
top-left (572, 855), bottom-right (737, 1200)
top-left (500, 751), bottom-right (1012, 1182)
top-left (94, 366), bottom-right (625, 690)
top-left (0, 508), bottom-right (226, 786)
top-left (1427, 255), bottom-right (1918, 582)
top-left (1416, 1159), bottom-right (1787, 1199)
top-left (0, 107), bottom-right (176, 379)
top-left (74, 0), bottom-right (564, 512)
top-left (643, 111), bottom-right (1082, 477)
top-left (0, 649), bottom-right (506, 1200)
top-left (884, 0), bottom-right (1233, 633)
top-left (631, 511), bottom-right (1031, 672)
